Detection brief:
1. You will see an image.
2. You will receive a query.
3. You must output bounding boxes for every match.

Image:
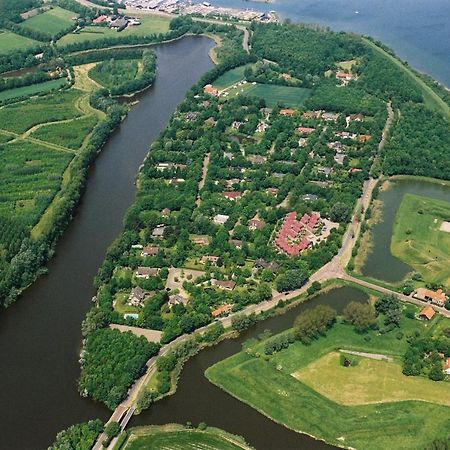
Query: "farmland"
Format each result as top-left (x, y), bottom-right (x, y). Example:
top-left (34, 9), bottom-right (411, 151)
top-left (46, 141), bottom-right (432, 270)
top-left (0, 30), bottom-right (40, 55)
top-left (119, 424), bottom-right (254, 450)
top-left (19, 6), bottom-right (76, 38)
top-left (57, 16), bottom-right (171, 47)
top-left (391, 193), bottom-right (450, 288)
top-left (206, 307), bottom-right (450, 450)
top-left (0, 78), bottom-right (68, 103)
top-left (89, 59), bottom-right (139, 90)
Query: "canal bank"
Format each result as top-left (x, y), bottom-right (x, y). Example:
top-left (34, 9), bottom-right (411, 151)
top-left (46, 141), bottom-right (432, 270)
top-left (0, 36), bottom-right (214, 450)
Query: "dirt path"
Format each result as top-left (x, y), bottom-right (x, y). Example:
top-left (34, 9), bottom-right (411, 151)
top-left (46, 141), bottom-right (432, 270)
top-left (196, 153), bottom-right (210, 207)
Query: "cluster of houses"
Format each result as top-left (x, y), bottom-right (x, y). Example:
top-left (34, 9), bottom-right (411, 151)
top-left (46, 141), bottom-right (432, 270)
top-left (92, 14), bottom-right (141, 31)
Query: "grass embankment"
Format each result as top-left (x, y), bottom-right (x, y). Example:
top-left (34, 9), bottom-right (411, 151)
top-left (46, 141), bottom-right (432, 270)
top-left (0, 30), bottom-right (40, 55)
top-left (19, 6), bottom-right (76, 37)
top-left (117, 424), bottom-right (254, 450)
top-left (206, 312), bottom-right (450, 450)
top-left (363, 38), bottom-right (450, 121)
top-left (391, 193), bottom-right (450, 288)
top-left (57, 16), bottom-right (170, 47)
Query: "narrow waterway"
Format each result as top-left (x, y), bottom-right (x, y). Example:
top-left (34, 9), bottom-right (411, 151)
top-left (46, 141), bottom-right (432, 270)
top-left (132, 286), bottom-right (368, 450)
top-left (362, 179), bottom-right (450, 283)
top-left (0, 36), bottom-right (214, 450)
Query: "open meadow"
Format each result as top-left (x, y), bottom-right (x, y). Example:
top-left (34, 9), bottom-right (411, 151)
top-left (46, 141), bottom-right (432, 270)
top-left (206, 307), bottom-right (450, 450)
top-left (56, 16), bottom-right (170, 47)
top-left (391, 193), bottom-right (450, 287)
top-left (119, 424), bottom-right (254, 450)
top-left (0, 30), bottom-right (40, 55)
top-left (213, 64), bottom-right (251, 88)
top-left (19, 6), bottom-right (76, 37)
top-left (0, 78), bottom-right (68, 103)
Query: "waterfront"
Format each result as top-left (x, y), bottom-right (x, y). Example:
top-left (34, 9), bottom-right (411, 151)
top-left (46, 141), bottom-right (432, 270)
top-left (0, 36), bottom-right (214, 450)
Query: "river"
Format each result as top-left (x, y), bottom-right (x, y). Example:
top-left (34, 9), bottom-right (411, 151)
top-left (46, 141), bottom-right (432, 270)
top-left (0, 36), bottom-right (214, 450)
top-left (214, 0), bottom-right (450, 87)
top-left (362, 179), bottom-right (450, 283)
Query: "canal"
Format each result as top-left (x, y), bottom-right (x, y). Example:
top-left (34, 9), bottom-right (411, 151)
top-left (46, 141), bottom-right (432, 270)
top-left (0, 36), bottom-right (214, 450)
top-left (362, 178), bottom-right (450, 283)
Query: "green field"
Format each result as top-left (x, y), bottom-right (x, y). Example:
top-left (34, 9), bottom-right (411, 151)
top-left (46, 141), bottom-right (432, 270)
top-left (213, 65), bottom-right (252, 89)
top-left (0, 140), bottom-right (73, 225)
top-left (294, 351), bottom-right (450, 406)
top-left (391, 193), bottom-right (450, 287)
top-left (0, 89), bottom-right (82, 134)
top-left (19, 7), bottom-right (76, 37)
top-left (57, 16), bottom-right (170, 47)
top-left (0, 30), bottom-right (40, 55)
top-left (31, 115), bottom-right (98, 150)
top-left (0, 78), bottom-right (68, 102)
top-left (119, 424), bottom-right (254, 450)
top-left (245, 84), bottom-right (311, 108)
top-left (89, 59), bottom-right (139, 89)
top-left (206, 307), bottom-right (450, 450)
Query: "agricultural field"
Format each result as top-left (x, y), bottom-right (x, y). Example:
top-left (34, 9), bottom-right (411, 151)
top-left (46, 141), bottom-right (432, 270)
top-left (391, 193), bottom-right (450, 287)
top-left (0, 140), bottom-right (73, 225)
top-left (19, 6), bottom-right (76, 37)
top-left (0, 30), bottom-right (40, 55)
top-left (119, 424), bottom-right (254, 450)
top-left (57, 16), bottom-right (170, 47)
top-left (0, 89), bottom-right (82, 134)
top-left (206, 305), bottom-right (450, 450)
top-left (31, 115), bottom-right (98, 150)
top-left (213, 64), bottom-right (252, 89)
top-left (0, 78), bottom-right (68, 103)
top-left (294, 351), bottom-right (450, 406)
top-left (89, 59), bottom-right (139, 89)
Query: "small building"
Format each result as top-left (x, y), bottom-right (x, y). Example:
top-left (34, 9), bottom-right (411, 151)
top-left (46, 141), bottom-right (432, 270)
top-left (334, 154), bottom-right (345, 165)
top-left (212, 303), bottom-right (233, 318)
top-left (254, 259), bottom-right (279, 272)
top-left (248, 155), bottom-right (266, 165)
top-left (201, 255), bottom-right (219, 265)
top-left (168, 294), bottom-right (189, 308)
top-left (248, 218), bottom-right (266, 230)
top-left (223, 191), bottom-right (242, 201)
top-left (297, 126), bottom-right (315, 135)
top-left (281, 73), bottom-right (292, 80)
top-left (204, 84), bottom-right (219, 96)
top-left (151, 225), bottom-right (165, 239)
top-left (191, 235), bottom-right (210, 246)
top-left (349, 113), bottom-right (364, 122)
top-left (318, 166), bottom-right (333, 177)
top-left (185, 111), bottom-right (199, 121)
top-left (266, 187), bottom-right (279, 197)
top-left (418, 306), bottom-right (435, 321)
top-left (223, 152), bottom-right (234, 160)
top-left (212, 279), bottom-right (236, 291)
top-left (358, 134), bottom-right (372, 143)
top-left (444, 357), bottom-right (450, 375)
top-left (336, 71), bottom-right (354, 81)
top-left (128, 287), bottom-right (145, 307)
top-left (229, 239), bottom-right (243, 249)
top-left (302, 194), bottom-right (318, 202)
top-left (213, 214), bottom-right (229, 225)
top-left (141, 246), bottom-right (160, 257)
top-left (280, 108), bottom-right (296, 116)
top-left (109, 17), bottom-right (128, 30)
top-left (93, 14), bottom-right (108, 24)
top-left (414, 288), bottom-right (448, 307)
top-left (135, 267), bottom-right (160, 279)
top-left (302, 111), bottom-right (321, 119)
top-left (161, 208), bottom-right (171, 218)
top-left (322, 112), bottom-right (340, 122)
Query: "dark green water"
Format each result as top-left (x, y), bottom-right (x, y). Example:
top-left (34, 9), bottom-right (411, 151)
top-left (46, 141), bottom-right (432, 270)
top-left (362, 179), bottom-right (450, 283)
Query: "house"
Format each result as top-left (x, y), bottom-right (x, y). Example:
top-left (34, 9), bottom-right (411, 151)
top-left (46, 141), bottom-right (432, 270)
top-left (213, 214), bottom-right (229, 225)
top-left (223, 191), bottom-right (242, 201)
top-left (358, 134), bottom-right (372, 143)
top-left (418, 306), bottom-right (435, 321)
top-left (109, 17), bottom-right (128, 30)
top-left (302, 111), bottom-right (321, 119)
top-left (297, 127), bottom-right (315, 135)
top-left (211, 303), bottom-right (233, 318)
top-left (151, 225), bottom-right (165, 239)
top-left (212, 279), bottom-right (236, 291)
top-left (191, 235), bottom-right (210, 246)
top-left (201, 255), bottom-right (219, 265)
top-left (225, 178), bottom-right (241, 188)
top-left (334, 154), bottom-right (345, 165)
top-left (256, 121), bottom-right (268, 133)
top-left (248, 218), bottom-right (266, 230)
top-left (298, 137), bottom-right (308, 147)
top-left (229, 239), bottom-right (243, 249)
top-left (254, 259), bottom-right (279, 272)
top-left (349, 113), bottom-right (364, 122)
top-left (204, 84), bottom-right (219, 96)
top-left (156, 162), bottom-right (186, 171)
top-left (135, 267), bottom-right (160, 279)
top-left (444, 357), bottom-right (450, 375)
top-left (280, 108), bottom-right (296, 116)
top-left (185, 111), bottom-right (199, 121)
top-left (266, 187), bottom-right (279, 196)
top-left (414, 288), bottom-right (448, 307)
top-left (168, 294), bottom-right (189, 307)
top-left (161, 208), bottom-right (171, 218)
top-left (169, 178), bottom-right (185, 186)
top-left (302, 194), bottom-right (318, 202)
top-left (128, 287), bottom-right (145, 307)
top-left (348, 167), bottom-right (363, 175)
top-left (93, 14), bottom-right (108, 24)
top-left (322, 112), bottom-right (340, 122)
top-left (223, 152), bottom-right (234, 160)
top-left (318, 166), bottom-right (333, 177)
top-left (232, 121), bottom-right (243, 130)
top-left (336, 71), bottom-right (354, 81)
top-left (327, 141), bottom-right (342, 151)
top-left (141, 246), bottom-right (159, 257)
top-left (248, 155), bottom-right (266, 165)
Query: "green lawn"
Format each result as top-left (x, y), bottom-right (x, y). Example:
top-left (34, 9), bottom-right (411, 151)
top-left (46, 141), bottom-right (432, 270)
top-left (246, 84), bottom-right (311, 108)
top-left (0, 78), bottom-right (68, 102)
top-left (19, 7), bottom-right (76, 37)
top-left (294, 351), bottom-right (450, 406)
top-left (0, 30), bottom-right (40, 55)
top-left (391, 193), bottom-right (450, 288)
top-left (57, 16), bottom-right (170, 47)
top-left (31, 115), bottom-right (98, 150)
top-left (120, 424), bottom-right (254, 450)
top-left (89, 59), bottom-right (139, 89)
top-left (213, 64), bottom-right (252, 89)
top-left (206, 312), bottom-right (450, 450)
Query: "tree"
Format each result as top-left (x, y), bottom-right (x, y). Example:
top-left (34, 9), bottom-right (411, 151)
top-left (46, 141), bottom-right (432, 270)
top-left (329, 202), bottom-right (352, 222)
top-left (104, 421), bottom-right (120, 439)
top-left (293, 305), bottom-right (337, 343)
top-left (375, 294), bottom-right (402, 327)
top-left (343, 302), bottom-right (377, 332)
top-left (49, 420), bottom-right (103, 450)
top-left (276, 268), bottom-right (309, 292)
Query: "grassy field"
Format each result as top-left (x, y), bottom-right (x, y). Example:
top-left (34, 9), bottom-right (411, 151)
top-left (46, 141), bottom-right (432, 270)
top-left (119, 424), bottom-right (254, 450)
top-left (246, 84), bottom-right (311, 108)
top-left (0, 30), bottom-right (40, 55)
top-left (19, 7), bottom-right (76, 37)
top-left (89, 59), bottom-right (139, 89)
top-left (0, 89), bottom-right (81, 134)
top-left (213, 65), bottom-right (252, 89)
top-left (391, 193), bottom-right (450, 287)
top-left (206, 311), bottom-right (450, 450)
top-left (294, 351), bottom-right (450, 406)
top-left (31, 115), bottom-right (98, 150)
top-left (57, 16), bottom-right (170, 47)
top-left (0, 78), bottom-right (68, 102)
top-left (0, 140), bottom-right (73, 225)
